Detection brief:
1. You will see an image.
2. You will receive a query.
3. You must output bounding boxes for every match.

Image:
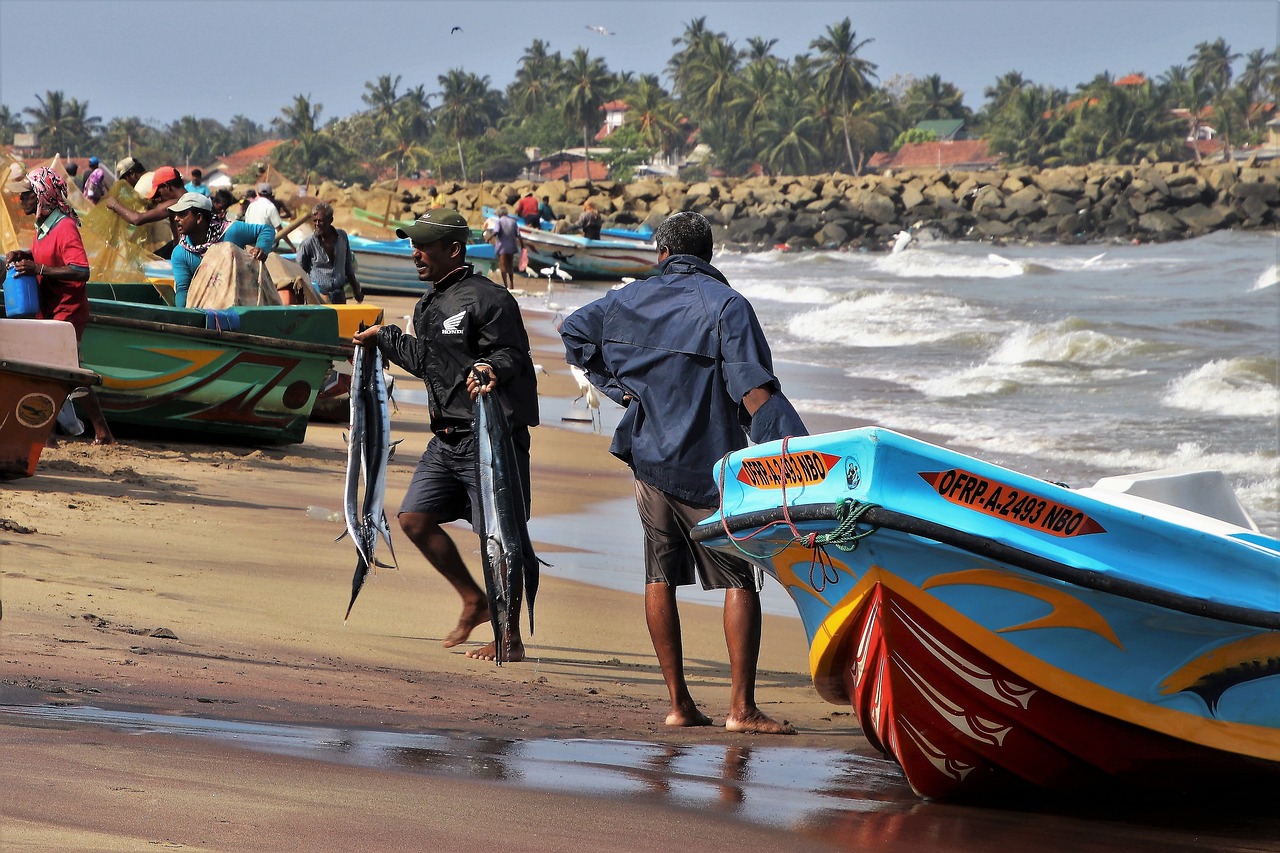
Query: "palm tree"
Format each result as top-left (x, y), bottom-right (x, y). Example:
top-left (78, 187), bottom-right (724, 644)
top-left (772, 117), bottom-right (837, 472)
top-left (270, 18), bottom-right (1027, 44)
top-left (982, 70), bottom-right (1027, 116)
top-left (683, 35), bottom-right (741, 123)
top-left (559, 48), bottom-right (613, 181)
top-left (1189, 38), bottom-right (1240, 99)
top-left (362, 74), bottom-right (402, 137)
top-left (743, 36), bottom-right (778, 65)
top-left (810, 18), bottom-right (878, 173)
top-left (435, 68), bottom-right (503, 181)
top-left (0, 104), bottom-right (24, 145)
top-left (620, 75), bottom-right (685, 157)
top-left (985, 84), bottom-right (1069, 167)
top-left (23, 90), bottom-right (80, 155)
top-left (667, 17), bottom-right (722, 100)
top-left (728, 59), bottom-right (782, 140)
top-left (902, 74), bottom-right (970, 124)
top-left (228, 114), bottom-right (265, 151)
top-left (1160, 64), bottom-right (1211, 162)
top-left (760, 80), bottom-right (823, 175)
top-left (508, 39), bottom-right (563, 119)
top-left (273, 94), bottom-right (323, 139)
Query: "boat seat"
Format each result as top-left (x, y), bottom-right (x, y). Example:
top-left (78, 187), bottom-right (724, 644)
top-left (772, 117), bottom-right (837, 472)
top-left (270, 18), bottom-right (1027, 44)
top-left (1087, 468), bottom-right (1260, 532)
top-left (0, 318), bottom-right (80, 371)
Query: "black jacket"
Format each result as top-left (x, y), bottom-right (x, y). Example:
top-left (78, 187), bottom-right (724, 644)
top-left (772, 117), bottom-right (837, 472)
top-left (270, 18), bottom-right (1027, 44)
top-left (377, 265), bottom-right (539, 432)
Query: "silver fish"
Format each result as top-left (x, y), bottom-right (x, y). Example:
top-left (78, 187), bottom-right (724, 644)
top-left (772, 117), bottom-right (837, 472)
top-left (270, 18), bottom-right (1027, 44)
top-left (344, 341), bottom-right (397, 622)
top-left (473, 370), bottom-right (542, 663)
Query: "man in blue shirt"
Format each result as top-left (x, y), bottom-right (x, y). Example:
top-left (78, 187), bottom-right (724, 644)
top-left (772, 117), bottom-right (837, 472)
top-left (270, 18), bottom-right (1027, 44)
top-left (561, 211), bottom-right (807, 734)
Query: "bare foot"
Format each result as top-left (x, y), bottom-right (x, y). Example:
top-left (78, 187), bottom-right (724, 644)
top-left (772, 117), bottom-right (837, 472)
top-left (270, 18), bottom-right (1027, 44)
top-left (725, 709), bottom-right (796, 735)
top-left (91, 434), bottom-right (116, 446)
top-left (465, 636), bottom-right (525, 662)
top-left (665, 706), bottom-right (713, 727)
top-left (442, 606), bottom-right (489, 648)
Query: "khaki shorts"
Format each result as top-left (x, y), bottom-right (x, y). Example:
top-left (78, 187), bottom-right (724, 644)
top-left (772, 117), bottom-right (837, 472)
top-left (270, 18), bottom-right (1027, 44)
top-left (634, 479), bottom-right (761, 591)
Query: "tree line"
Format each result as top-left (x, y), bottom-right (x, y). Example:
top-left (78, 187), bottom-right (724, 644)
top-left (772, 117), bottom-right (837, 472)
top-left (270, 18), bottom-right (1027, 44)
top-left (2, 20), bottom-right (1275, 184)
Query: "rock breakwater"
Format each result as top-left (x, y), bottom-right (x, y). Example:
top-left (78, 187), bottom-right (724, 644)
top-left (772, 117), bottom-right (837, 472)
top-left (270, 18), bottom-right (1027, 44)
top-left (307, 159), bottom-right (1278, 251)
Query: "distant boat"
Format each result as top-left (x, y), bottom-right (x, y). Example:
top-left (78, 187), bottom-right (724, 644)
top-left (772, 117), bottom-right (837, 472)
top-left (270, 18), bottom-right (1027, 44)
top-left (0, 318), bottom-right (101, 478)
top-left (519, 227), bottom-right (658, 281)
top-left (348, 235), bottom-right (496, 295)
top-left (692, 427), bottom-right (1280, 799)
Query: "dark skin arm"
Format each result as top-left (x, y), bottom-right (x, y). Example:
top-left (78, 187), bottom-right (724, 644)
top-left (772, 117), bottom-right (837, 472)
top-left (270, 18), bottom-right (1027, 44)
top-left (4, 251), bottom-right (89, 282)
top-left (105, 196), bottom-right (176, 226)
top-left (351, 325), bottom-right (492, 398)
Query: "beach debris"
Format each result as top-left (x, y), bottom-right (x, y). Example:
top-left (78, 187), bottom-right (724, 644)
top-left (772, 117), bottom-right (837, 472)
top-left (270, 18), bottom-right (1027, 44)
top-left (473, 368), bottom-right (544, 664)
top-left (342, 340), bottom-right (398, 622)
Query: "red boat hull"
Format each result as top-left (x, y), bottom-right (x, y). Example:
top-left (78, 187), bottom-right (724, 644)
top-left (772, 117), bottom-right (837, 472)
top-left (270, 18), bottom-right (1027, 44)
top-left (842, 579), bottom-right (1275, 799)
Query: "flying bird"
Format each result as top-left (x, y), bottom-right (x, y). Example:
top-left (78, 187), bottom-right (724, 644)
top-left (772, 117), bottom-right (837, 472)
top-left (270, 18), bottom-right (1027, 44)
top-left (451, 26), bottom-right (463, 34)
top-left (586, 25), bottom-right (613, 36)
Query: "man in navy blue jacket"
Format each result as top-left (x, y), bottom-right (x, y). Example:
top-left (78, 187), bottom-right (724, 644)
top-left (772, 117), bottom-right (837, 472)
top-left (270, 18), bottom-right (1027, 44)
top-left (561, 211), bottom-right (807, 734)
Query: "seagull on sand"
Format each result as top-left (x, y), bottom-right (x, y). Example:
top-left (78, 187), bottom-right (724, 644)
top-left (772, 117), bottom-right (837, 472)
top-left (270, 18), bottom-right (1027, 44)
top-left (586, 25), bottom-right (614, 35)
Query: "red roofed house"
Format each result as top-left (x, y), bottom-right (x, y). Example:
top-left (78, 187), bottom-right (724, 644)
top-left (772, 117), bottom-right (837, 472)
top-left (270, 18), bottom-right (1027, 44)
top-left (202, 139), bottom-right (285, 188)
top-left (867, 139), bottom-right (1002, 172)
top-left (522, 149), bottom-right (611, 182)
top-left (595, 100), bottom-right (629, 142)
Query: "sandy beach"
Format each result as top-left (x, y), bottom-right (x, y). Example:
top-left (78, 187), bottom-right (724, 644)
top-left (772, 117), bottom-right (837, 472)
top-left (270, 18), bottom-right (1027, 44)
top-left (0, 290), bottom-right (866, 851)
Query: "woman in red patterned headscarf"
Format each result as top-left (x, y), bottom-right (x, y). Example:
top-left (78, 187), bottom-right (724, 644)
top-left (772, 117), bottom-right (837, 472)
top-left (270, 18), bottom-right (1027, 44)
top-left (4, 166), bottom-right (116, 444)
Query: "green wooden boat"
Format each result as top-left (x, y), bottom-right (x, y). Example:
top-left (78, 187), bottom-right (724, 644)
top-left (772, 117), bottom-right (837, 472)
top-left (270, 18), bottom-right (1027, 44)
top-left (81, 293), bottom-right (349, 445)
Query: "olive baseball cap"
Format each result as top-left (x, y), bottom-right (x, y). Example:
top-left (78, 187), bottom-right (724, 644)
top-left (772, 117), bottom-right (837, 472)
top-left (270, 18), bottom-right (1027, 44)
top-left (396, 208), bottom-right (471, 244)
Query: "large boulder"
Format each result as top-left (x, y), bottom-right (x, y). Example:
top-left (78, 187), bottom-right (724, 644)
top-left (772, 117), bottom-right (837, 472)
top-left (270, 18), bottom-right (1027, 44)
top-left (1136, 210), bottom-right (1184, 234)
top-left (1174, 203), bottom-right (1232, 233)
top-left (845, 188), bottom-right (897, 223)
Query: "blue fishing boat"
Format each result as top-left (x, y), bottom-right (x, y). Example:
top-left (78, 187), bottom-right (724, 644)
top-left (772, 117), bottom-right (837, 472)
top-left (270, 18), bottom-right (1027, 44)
top-left (691, 427), bottom-right (1279, 799)
top-left (519, 226), bottom-right (658, 281)
top-left (348, 235), bottom-right (495, 295)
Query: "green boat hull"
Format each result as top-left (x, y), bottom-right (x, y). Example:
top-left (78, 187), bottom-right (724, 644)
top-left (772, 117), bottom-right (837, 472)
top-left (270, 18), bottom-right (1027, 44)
top-left (82, 298), bottom-right (348, 445)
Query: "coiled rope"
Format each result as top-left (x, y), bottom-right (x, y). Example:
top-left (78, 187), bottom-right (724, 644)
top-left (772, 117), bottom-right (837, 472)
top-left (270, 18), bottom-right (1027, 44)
top-left (716, 436), bottom-right (881, 593)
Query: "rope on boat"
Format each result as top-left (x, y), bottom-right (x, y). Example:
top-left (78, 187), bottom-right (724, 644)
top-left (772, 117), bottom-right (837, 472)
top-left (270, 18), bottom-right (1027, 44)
top-left (716, 437), bottom-right (881, 592)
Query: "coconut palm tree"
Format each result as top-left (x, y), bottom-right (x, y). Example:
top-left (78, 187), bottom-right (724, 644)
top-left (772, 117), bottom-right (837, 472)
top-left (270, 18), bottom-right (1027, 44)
top-left (559, 47), bottom-right (613, 180)
top-left (810, 18), bottom-right (878, 173)
top-left (619, 75), bottom-right (685, 157)
top-left (683, 35), bottom-right (741, 124)
top-left (985, 84), bottom-right (1069, 167)
top-left (508, 39), bottom-right (563, 120)
top-left (667, 17), bottom-right (723, 100)
top-left (23, 90), bottom-right (91, 155)
top-left (435, 68), bottom-right (503, 182)
top-left (1189, 38), bottom-right (1240, 99)
top-left (902, 74), bottom-right (971, 124)
top-left (760, 79), bottom-right (823, 175)
top-left (982, 70), bottom-right (1027, 116)
top-left (228, 114), bottom-right (265, 151)
top-left (274, 94), bottom-right (323, 139)
top-left (0, 104), bottom-right (25, 145)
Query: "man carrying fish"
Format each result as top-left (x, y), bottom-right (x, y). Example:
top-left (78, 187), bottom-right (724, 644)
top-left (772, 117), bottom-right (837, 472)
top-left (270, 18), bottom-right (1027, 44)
top-left (561, 211), bottom-right (807, 734)
top-left (352, 208), bottom-right (540, 662)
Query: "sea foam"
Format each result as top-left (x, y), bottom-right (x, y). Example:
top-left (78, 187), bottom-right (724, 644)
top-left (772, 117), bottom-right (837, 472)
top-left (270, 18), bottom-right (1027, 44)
top-left (1163, 358), bottom-right (1280, 418)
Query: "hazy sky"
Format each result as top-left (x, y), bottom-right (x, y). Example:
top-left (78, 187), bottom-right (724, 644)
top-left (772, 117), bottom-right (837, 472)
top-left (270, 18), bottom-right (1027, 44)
top-left (1, 0), bottom-right (1273, 128)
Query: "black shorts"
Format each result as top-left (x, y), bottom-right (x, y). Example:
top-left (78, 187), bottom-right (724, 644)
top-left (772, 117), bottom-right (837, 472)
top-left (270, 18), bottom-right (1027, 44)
top-left (634, 479), bottom-right (761, 591)
top-left (400, 426), bottom-right (531, 527)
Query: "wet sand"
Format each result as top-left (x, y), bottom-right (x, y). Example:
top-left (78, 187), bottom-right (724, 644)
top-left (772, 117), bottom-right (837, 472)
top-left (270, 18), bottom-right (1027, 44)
top-left (3, 287), bottom-right (1277, 851)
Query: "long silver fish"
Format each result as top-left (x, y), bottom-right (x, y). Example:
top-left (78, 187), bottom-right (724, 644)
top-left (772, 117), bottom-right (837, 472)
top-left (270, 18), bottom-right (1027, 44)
top-left (343, 341), bottom-right (397, 622)
top-left (472, 370), bottom-right (542, 663)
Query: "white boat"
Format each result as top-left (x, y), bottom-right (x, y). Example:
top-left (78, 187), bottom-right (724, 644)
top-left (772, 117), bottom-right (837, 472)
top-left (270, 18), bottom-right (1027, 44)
top-left (519, 227), bottom-right (658, 281)
top-left (349, 235), bottom-right (496, 295)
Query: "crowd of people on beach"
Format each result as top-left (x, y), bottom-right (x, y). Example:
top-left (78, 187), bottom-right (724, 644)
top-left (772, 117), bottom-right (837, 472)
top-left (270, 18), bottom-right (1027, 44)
top-left (4, 150), bottom-right (809, 734)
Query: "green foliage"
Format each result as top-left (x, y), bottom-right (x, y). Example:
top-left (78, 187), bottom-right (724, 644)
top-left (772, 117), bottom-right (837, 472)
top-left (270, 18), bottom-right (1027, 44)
top-left (6, 30), bottom-right (1273, 181)
top-left (891, 128), bottom-right (938, 152)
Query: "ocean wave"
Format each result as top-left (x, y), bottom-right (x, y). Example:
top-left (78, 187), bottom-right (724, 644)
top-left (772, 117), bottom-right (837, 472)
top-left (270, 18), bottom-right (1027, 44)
top-left (1251, 263), bottom-right (1278, 291)
top-left (1163, 358), bottom-right (1280, 418)
top-left (786, 289), bottom-right (996, 348)
top-left (872, 248), bottom-right (1029, 279)
top-left (988, 319), bottom-right (1151, 368)
top-left (736, 279), bottom-right (834, 305)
